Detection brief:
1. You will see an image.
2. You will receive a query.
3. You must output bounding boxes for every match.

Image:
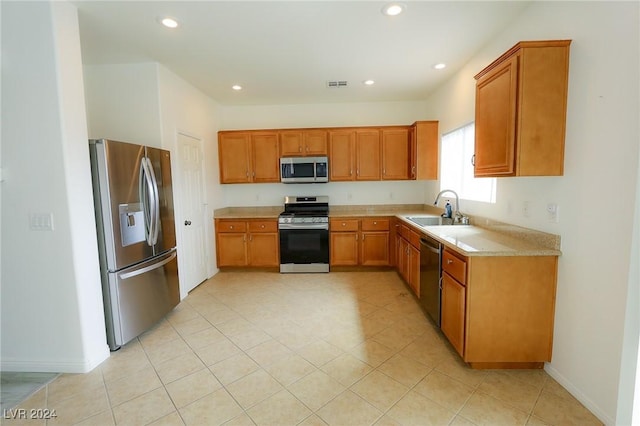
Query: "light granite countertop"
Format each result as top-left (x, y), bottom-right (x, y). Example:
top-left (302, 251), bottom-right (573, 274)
top-left (395, 215), bottom-right (561, 257)
top-left (214, 204), bottom-right (561, 257)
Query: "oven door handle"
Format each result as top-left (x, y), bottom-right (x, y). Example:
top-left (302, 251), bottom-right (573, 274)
top-left (278, 223), bottom-right (329, 230)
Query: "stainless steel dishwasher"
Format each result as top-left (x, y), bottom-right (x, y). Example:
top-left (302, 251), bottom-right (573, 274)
top-left (420, 235), bottom-right (442, 327)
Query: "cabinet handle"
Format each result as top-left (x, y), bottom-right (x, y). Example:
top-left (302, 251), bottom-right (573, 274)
top-left (243, 235), bottom-right (246, 242)
top-left (230, 225), bottom-right (234, 230)
top-left (306, 146), bottom-right (309, 152)
top-left (261, 224), bottom-right (265, 229)
top-left (299, 146), bottom-right (302, 152)
top-left (246, 171), bottom-right (249, 177)
top-left (373, 221), bottom-right (377, 225)
top-left (249, 235), bottom-right (253, 241)
top-left (342, 222), bottom-right (346, 226)
top-left (356, 234), bottom-right (359, 241)
top-left (383, 168), bottom-right (386, 176)
top-left (252, 171), bottom-right (256, 177)
top-left (350, 169), bottom-right (353, 176)
top-left (471, 154), bottom-right (475, 167)
top-left (362, 234), bottom-right (365, 241)
top-left (447, 259), bottom-right (453, 264)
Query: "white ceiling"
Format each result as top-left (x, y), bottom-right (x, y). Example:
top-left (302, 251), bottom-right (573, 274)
top-left (74, 1), bottom-right (531, 106)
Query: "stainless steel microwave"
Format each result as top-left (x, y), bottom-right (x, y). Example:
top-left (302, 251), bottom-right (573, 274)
top-left (280, 156), bottom-right (329, 183)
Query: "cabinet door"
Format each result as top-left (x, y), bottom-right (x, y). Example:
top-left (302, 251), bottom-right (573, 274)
top-left (304, 130), bottom-right (328, 155)
top-left (412, 121), bottom-right (439, 180)
top-left (217, 233), bottom-right (248, 266)
top-left (251, 132), bottom-right (280, 182)
top-left (248, 233), bottom-right (279, 266)
top-left (474, 54), bottom-right (519, 177)
top-left (396, 236), bottom-right (408, 282)
top-left (382, 128), bottom-right (410, 180)
top-left (360, 232), bottom-right (389, 266)
top-left (218, 133), bottom-right (251, 183)
top-left (407, 244), bottom-right (420, 296)
top-left (330, 232), bottom-right (359, 265)
top-left (355, 130), bottom-right (381, 181)
top-left (441, 272), bottom-right (466, 356)
top-left (279, 131), bottom-right (303, 156)
top-left (328, 130), bottom-right (356, 181)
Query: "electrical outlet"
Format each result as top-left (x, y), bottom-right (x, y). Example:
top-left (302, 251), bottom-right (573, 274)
top-left (547, 203), bottom-right (559, 223)
top-left (522, 201), bottom-right (530, 217)
top-left (29, 213), bottom-right (54, 231)
top-left (389, 192), bottom-right (394, 200)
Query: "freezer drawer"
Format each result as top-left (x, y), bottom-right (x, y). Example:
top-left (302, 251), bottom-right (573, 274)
top-left (104, 249), bottom-right (180, 350)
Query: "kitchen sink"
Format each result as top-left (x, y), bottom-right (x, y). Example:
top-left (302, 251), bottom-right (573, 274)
top-left (406, 216), bottom-right (444, 227)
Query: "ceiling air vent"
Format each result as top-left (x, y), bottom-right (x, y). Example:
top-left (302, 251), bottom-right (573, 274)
top-left (327, 80), bottom-right (348, 88)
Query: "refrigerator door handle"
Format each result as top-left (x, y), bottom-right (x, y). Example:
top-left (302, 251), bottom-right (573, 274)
top-left (139, 158), bottom-right (156, 246)
top-left (118, 250), bottom-right (177, 280)
top-left (146, 157), bottom-right (161, 246)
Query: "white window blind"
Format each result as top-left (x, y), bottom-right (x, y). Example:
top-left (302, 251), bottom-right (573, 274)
top-left (440, 123), bottom-right (496, 203)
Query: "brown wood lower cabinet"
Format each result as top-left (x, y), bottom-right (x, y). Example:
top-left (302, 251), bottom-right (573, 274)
top-left (215, 219), bottom-right (279, 267)
top-left (441, 247), bottom-right (558, 368)
top-left (330, 217), bottom-right (390, 266)
top-left (396, 223), bottom-right (420, 297)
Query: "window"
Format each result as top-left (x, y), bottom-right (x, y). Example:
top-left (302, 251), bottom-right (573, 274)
top-left (440, 123), bottom-right (496, 203)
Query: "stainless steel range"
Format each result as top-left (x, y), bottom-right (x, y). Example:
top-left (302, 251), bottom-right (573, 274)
top-left (278, 196), bottom-right (329, 273)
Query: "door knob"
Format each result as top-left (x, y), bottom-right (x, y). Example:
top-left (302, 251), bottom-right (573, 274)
top-left (184, 220), bottom-right (192, 226)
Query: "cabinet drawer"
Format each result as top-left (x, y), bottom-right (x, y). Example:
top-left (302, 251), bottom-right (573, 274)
top-left (361, 218), bottom-right (389, 231)
top-left (443, 250), bottom-right (467, 285)
top-left (400, 224), bottom-right (410, 239)
top-left (407, 229), bottom-right (421, 248)
top-left (217, 220), bottom-right (247, 233)
top-left (248, 220), bottom-right (277, 233)
top-left (331, 218), bottom-right (359, 232)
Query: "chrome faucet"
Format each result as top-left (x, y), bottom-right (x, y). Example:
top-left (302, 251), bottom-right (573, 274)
top-left (434, 189), bottom-right (467, 224)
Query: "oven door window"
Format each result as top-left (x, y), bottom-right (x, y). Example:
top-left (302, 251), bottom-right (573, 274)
top-left (280, 228), bottom-right (329, 264)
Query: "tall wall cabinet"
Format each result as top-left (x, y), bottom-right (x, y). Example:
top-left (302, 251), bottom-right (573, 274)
top-left (474, 40), bottom-right (571, 177)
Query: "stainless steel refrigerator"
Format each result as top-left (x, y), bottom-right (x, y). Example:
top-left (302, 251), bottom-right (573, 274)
top-left (89, 139), bottom-right (180, 350)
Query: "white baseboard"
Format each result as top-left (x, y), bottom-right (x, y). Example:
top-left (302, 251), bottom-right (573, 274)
top-left (1, 345), bottom-right (110, 373)
top-left (545, 363), bottom-right (614, 426)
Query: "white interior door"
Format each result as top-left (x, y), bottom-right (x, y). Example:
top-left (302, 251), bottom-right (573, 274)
top-left (177, 133), bottom-right (207, 294)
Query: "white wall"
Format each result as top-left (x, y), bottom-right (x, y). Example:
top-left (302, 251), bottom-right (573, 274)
top-left (220, 101), bottom-right (430, 206)
top-left (422, 2), bottom-right (639, 424)
top-left (84, 62), bottom-right (224, 291)
top-left (157, 64), bottom-right (223, 292)
top-left (1, 1), bottom-right (109, 372)
top-left (84, 63), bottom-right (162, 147)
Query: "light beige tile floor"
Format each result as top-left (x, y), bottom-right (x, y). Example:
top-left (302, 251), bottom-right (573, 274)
top-left (3, 271), bottom-right (604, 426)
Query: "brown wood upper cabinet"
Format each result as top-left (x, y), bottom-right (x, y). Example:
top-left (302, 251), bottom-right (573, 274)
top-left (410, 121), bottom-right (439, 180)
top-left (474, 40), bottom-right (571, 177)
top-left (328, 128), bottom-right (382, 181)
top-left (381, 127), bottom-right (410, 180)
top-left (279, 130), bottom-right (327, 156)
top-left (218, 131), bottom-right (280, 183)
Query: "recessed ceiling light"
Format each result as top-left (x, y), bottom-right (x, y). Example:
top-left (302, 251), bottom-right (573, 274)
top-left (433, 63), bottom-right (447, 70)
top-left (232, 85), bottom-right (243, 91)
top-left (363, 80), bottom-right (375, 86)
top-left (160, 17), bottom-right (179, 28)
top-left (381, 3), bottom-right (406, 16)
